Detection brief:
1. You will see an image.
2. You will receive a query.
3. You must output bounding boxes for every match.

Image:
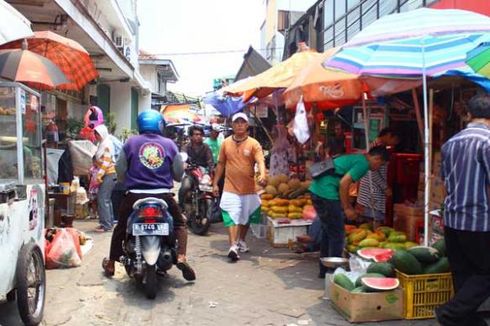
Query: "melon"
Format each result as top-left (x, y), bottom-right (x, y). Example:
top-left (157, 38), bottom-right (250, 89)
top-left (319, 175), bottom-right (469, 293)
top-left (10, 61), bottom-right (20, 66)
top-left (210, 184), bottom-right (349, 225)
top-left (423, 257), bottom-right (450, 274)
top-left (355, 273), bottom-right (385, 287)
top-left (367, 262), bottom-right (395, 277)
top-left (357, 248), bottom-right (394, 261)
top-left (277, 183), bottom-right (290, 195)
top-left (361, 277), bottom-right (400, 291)
top-left (287, 178), bottom-right (301, 189)
top-left (333, 273), bottom-right (355, 291)
top-left (277, 174), bottom-right (289, 184)
top-left (391, 250), bottom-right (423, 275)
top-left (432, 239), bottom-right (446, 257)
top-left (268, 175), bottom-right (281, 187)
top-left (408, 246), bottom-right (440, 264)
top-left (265, 185), bottom-right (278, 195)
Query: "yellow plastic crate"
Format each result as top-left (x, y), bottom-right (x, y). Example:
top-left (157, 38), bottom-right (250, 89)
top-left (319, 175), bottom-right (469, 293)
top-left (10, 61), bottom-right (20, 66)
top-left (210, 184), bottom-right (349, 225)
top-left (396, 270), bottom-right (453, 319)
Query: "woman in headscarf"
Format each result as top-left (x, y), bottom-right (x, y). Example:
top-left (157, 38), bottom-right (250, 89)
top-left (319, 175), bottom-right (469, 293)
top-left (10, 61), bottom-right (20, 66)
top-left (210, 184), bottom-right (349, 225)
top-left (93, 124), bottom-right (117, 232)
top-left (269, 124), bottom-right (292, 176)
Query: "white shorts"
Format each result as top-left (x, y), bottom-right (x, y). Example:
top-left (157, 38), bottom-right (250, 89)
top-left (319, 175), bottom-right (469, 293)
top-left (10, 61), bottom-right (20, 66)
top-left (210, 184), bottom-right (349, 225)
top-left (220, 191), bottom-right (261, 226)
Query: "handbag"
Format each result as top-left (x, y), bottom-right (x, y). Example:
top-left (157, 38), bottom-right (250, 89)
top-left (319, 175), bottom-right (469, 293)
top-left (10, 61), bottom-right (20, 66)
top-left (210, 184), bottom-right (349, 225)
top-left (310, 158), bottom-right (335, 179)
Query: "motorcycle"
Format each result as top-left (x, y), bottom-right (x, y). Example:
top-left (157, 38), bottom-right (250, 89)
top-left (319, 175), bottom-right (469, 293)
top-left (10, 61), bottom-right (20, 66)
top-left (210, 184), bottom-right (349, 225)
top-left (183, 162), bottom-right (214, 236)
top-left (121, 197), bottom-right (176, 299)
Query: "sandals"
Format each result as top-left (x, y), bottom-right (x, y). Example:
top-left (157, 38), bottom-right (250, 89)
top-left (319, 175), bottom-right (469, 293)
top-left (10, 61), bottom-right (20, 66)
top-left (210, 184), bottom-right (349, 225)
top-left (102, 257), bottom-right (115, 277)
top-left (176, 261), bottom-right (196, 281)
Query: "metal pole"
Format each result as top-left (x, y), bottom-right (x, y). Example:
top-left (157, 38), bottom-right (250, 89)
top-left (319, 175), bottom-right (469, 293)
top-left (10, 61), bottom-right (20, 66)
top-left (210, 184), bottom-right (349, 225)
top-left (422, 39), bottom-right (430, 247)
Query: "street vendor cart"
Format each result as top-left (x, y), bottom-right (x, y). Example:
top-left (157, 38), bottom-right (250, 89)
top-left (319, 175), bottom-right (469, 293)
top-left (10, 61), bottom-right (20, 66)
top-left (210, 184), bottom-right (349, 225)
top-left (0, 81), bottom-right (46, 325)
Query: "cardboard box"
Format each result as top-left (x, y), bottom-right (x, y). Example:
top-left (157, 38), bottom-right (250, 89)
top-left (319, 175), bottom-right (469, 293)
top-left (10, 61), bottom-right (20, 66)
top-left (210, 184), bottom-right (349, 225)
top-left (330, 282), bottom-right (404, 323)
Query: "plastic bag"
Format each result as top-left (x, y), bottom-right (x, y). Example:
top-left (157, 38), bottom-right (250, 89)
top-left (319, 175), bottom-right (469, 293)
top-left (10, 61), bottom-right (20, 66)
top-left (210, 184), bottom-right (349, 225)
top-left (45, 228), bottom-right (82, 269)
top-left (292, 97), bottom-right (310, 144)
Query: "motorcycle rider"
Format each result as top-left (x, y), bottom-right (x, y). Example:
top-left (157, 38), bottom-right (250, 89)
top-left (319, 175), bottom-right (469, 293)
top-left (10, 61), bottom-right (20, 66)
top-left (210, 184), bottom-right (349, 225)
top-left (178, 125), bottom-right (214, 213)
top-left (102, 110), bottom-right (196, 281)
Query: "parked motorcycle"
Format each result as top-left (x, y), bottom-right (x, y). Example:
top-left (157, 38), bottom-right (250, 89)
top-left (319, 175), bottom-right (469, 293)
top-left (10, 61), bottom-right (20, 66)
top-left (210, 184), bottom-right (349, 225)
top-left (121, 197), bottom-right (176, 299)
top-left (183, 162), bottom-right (213, 236)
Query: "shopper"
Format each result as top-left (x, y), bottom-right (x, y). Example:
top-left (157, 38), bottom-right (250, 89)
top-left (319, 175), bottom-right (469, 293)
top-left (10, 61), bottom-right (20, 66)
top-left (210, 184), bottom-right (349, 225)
top-left (356, 128), bottom-right (400, 227)
top-left (212, 112), bottom-right (266, 261)
top-left (325, 122), bottom-right (346, 158)
top-left (93, 124), bottom-right (116, 232)
top-left (269, 124), bottom-right (292, 176)
top-left (205, 123), bottom-right (222, 164)
top-left (87, 155), bottom-right (100, 219)
top-left (309, 146), bottom-right (389, 278)
top-left (436, 94), bottom-right (490, 326)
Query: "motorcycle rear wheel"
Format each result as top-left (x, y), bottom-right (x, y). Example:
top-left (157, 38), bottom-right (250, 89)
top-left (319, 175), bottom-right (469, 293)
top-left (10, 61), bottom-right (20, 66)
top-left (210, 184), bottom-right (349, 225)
top-left (144, 265), bottom-right (157, 300)
top-left (190, 198), bottom-right (212, 236)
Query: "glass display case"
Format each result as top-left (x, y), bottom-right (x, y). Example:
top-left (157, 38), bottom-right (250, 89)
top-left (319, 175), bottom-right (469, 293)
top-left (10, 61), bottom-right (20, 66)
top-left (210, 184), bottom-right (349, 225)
top-left (0, 81), bottom-right (43, 183)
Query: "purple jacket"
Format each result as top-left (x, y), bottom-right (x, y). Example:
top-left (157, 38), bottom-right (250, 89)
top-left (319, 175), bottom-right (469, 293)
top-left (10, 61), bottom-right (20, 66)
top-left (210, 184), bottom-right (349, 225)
top-left (123, 134), bottom-right (178, 190)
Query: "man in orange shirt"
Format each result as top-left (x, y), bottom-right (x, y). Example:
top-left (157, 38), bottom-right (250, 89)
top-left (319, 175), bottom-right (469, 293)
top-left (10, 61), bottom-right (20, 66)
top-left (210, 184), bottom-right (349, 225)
top-left (213, 113), bottom-right (267, 261)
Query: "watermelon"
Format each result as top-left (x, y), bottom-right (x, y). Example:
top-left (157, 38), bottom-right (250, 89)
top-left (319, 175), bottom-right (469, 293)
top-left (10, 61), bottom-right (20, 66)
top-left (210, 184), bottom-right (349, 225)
top-left (392, 250), bottom-right (423, 275)
top-left (351, 286), bottom-right (368, 293)
top-left (408, 246), bottom-right (440, 263)
top-left (432, 239), bottom-right (446, 257)
top-left (355, 273), bottom-right (385, 287)
top-left (357, 248), bottom-right (394, 261)
top-left (423, 257), bottom-right (450, 274)
top-left (334, 273), bottom-right (355, 291)
top-left (361, 277), bottom-right (400, 291)
top-left (367, 262), bottom-right (395, 277)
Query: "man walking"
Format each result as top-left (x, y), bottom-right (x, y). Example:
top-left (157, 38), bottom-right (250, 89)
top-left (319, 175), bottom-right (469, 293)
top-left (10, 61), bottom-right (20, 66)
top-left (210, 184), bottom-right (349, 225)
top-left (436, 94), bottom-right (490, 326)
top-left (309, 146), bottom-right (389, 277)
top-left (205, 123), bottom-right (222, 164)
top-left (213, 113), bottom-right (266, 261)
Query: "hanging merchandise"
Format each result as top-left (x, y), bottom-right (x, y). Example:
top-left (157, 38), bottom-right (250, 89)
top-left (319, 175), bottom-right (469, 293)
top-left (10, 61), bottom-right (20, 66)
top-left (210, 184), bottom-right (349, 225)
top-left (293, 97), bottom-right (310, 144)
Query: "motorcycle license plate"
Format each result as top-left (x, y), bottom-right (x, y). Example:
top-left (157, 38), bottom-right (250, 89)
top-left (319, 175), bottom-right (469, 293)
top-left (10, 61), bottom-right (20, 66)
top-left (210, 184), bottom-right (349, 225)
top-left (132, 223), bottom-right (169, 236)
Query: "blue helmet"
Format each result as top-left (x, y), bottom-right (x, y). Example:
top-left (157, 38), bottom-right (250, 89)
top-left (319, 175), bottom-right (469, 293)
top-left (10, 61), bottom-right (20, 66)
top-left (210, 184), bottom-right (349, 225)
top-left (137, 110), bottom-right (164, 134)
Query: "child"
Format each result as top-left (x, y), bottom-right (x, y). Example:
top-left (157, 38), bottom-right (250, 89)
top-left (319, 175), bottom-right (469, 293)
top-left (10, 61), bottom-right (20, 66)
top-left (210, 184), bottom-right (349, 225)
top-left (87, 155), bottom-right (100, 219)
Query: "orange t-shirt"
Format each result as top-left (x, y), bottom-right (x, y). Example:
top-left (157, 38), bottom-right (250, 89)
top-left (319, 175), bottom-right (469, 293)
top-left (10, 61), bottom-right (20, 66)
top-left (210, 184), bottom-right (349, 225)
top-left (219, 136), bottom-right (265, 195)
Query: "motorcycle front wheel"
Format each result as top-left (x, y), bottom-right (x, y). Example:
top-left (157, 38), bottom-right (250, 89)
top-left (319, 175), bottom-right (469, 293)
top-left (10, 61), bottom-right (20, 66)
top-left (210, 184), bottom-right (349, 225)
top-left (189, 198), bottom-right (212, 236)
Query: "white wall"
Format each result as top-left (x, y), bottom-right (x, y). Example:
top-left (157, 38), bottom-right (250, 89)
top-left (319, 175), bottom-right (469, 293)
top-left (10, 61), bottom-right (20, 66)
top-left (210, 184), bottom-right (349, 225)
top-left (277, 0), bottom-right (317, 11)
top-left (139, 65), bottom-right (158, 93)
top-left (138, 92), bottom-right (151, 113)
top-left (108, 82), bottom-right (132, 134)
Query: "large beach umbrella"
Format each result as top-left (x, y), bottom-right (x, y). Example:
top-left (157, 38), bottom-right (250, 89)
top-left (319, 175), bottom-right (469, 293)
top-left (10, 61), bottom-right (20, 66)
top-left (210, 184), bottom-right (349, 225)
top-left (223, 50), bottom-right (323, 102)
top-left (0, 0), bottom-right (33, 45)
top-left (0, 31), bottom-right (98, 90)
top-left (0, 48), bottom-right (68, 89)
top-left (466, 42), bottom-right (490, 78)
top-left (284, 47), bottom-right (422, 110)
top-left (324, 8), bottom-right (490, 246)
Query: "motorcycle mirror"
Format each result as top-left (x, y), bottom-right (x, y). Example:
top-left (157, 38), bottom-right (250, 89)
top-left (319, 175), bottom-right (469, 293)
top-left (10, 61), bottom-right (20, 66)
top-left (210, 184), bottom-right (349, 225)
top-left (179, 152), bottom-right (188, 162)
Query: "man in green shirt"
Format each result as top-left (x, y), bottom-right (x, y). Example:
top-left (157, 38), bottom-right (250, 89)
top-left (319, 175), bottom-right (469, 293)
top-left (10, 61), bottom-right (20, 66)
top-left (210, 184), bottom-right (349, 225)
top-left (309, 146), bottom-right (389, 278)
top-left (205, 124), bottom-right (222, 164)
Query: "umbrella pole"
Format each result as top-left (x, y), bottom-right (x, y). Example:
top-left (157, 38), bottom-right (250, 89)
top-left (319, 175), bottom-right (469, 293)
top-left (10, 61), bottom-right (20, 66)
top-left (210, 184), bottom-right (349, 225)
top-left (422, 43), bottom-right (431, 247)
top-left (362, 94), bottom-right (375, 230)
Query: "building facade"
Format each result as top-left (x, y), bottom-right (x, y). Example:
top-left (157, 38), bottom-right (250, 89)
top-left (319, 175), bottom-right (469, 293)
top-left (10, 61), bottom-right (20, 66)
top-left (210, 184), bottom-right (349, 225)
top-left (7, 0), bottom-right (155, 135)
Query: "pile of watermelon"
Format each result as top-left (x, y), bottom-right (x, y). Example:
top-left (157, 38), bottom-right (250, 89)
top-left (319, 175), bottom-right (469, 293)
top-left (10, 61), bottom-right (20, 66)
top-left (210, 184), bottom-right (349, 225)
top-left (345, 224), bottom-right (418, 254)
top-left (333, 268), bottom-right (400, 293)
top-left (358, 238), bottom-right (449, 276)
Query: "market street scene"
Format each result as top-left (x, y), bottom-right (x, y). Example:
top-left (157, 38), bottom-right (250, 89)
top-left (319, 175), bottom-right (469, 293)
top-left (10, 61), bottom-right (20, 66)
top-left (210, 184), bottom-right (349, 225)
top-left (0, 0), bottom-right (489, 325)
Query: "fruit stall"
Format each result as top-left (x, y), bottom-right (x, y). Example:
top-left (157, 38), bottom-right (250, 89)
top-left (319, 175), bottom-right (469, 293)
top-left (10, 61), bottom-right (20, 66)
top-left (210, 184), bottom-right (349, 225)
top-left (326, 224), bottom-right (452, 322)
top-left (259, 174), bottom-right (315, 247)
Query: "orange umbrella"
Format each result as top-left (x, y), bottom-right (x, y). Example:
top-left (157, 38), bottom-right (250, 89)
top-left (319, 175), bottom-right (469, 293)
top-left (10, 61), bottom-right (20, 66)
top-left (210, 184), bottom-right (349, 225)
top-left (223, 50), bottom-right (323, 102)
top-left (0, 48), bottom-right (69, 89)
top-left (0, 31), bottom-right (98, 90)
top-left (283, 48), bottom-right (367, 110)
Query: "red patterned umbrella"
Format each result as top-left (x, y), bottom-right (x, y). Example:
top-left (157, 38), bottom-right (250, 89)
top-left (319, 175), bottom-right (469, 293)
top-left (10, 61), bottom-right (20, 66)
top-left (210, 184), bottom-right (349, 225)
top-left (0, 31), bottom-right (98, 90)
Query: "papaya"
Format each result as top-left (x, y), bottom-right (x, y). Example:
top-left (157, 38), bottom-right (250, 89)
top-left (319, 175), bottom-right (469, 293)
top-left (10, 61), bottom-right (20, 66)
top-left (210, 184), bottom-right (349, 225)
top-left (348, 229), bottom-right (368, 244)
top-left (288, 212), bottom-right (302, 219)
top-left (345, 225), bottom-right (357, 234)
top-left (376, 226), bottom-right (394, 237)
top-left (359, 223), bottom-right (373, 231)
top-left (404, 241), bottom-right (418, 249)
top-left (384, 243), bottom-right (407, 251)
top-left (271, 198), bottom-right (289, 206)
top-left (358, 238), bottom-right (379, 248)
top-left (261, 193), bottom-right (274, 200)
top-left (367, 232), bottom-right (385, 242)
top-left (388, 233), bottom-right (407, 243)
top-left (347, 244), bottom-right (358, 253)
top-left (271, 206), bottom-right (288, 214)
top-left (287, 205), bottom-right (302, 213)
top-left (290, 199), bottom-right (307, 207)
top-left (261, 200), bottom-right (270, 207)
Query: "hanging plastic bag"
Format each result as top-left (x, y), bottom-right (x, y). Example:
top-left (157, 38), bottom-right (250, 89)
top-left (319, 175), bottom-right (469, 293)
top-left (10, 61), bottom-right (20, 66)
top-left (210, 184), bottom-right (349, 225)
top-left (293, 97), bottom-right (310, 144)
top-left (45, 228), bottom-right (82, 269)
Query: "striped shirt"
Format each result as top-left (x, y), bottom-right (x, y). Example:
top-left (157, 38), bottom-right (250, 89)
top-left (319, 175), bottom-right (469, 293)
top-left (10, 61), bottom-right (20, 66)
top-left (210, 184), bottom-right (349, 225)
top-left (441, 123), bottom-right (490, 232)
top-left (357, 140), bottom-right (387, 213)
